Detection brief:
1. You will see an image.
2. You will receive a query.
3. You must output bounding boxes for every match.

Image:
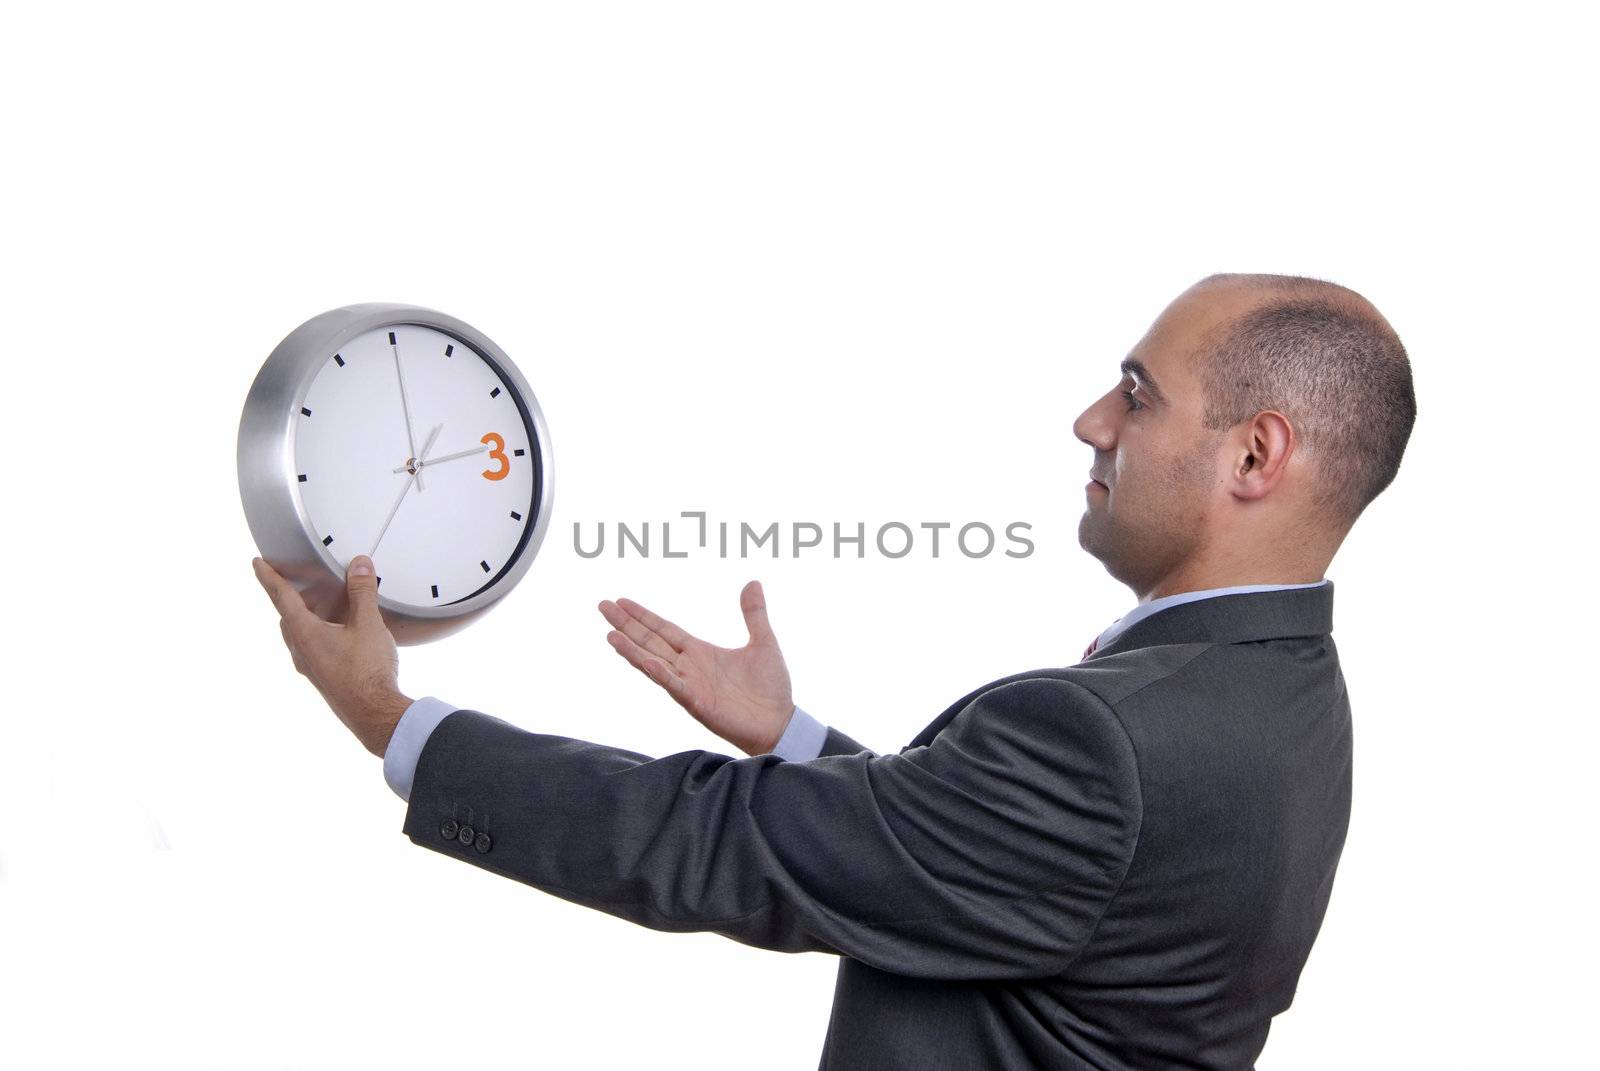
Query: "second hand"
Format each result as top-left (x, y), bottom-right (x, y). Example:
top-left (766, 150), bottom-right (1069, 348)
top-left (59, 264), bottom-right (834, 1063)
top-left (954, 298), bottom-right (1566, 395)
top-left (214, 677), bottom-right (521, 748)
top-left (370, 423), bottom-right (443, 559)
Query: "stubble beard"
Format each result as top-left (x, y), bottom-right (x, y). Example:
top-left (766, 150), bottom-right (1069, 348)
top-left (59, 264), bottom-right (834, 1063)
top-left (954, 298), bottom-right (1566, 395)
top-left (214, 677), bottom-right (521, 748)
top-left (1079, 462), bottom-right (1213, 595)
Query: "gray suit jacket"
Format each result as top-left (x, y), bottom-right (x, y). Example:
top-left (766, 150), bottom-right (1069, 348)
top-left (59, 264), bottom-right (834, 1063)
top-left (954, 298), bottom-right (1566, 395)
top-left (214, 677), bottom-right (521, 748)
top-left (402, 582), bottom-right (1350, 1069)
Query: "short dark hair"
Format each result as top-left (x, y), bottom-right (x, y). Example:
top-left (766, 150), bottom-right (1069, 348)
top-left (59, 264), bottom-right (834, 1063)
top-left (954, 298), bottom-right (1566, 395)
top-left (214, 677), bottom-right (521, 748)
top-left (1195, 273), bottom-right (1416, 525)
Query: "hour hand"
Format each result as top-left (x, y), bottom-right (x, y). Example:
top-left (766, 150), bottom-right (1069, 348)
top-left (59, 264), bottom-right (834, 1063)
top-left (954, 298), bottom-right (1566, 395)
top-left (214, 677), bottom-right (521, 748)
top-left (392, 442), bottom-right (489, 474)
top-left (413, 424), bottom-right (443, 493)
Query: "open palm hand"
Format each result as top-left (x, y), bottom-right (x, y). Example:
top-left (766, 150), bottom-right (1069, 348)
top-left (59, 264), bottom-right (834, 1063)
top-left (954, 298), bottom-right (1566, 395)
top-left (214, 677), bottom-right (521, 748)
top-left (599, 580), bottom-right (795, 756)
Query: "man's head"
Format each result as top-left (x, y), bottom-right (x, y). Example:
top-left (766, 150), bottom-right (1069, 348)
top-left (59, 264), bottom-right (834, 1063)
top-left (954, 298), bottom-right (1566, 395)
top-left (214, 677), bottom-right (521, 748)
top-left (1073, 273), bottom-right (1415, 599)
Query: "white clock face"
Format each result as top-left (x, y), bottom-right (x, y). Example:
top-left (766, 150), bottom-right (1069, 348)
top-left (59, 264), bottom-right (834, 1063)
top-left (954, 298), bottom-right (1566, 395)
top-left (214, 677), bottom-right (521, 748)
top-left (292, 323), bottom-right (542, 609)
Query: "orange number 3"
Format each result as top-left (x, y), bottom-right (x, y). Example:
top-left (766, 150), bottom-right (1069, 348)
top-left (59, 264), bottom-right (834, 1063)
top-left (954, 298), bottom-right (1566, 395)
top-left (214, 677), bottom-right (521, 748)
top-left (482, 432), bottom-right (510, 481)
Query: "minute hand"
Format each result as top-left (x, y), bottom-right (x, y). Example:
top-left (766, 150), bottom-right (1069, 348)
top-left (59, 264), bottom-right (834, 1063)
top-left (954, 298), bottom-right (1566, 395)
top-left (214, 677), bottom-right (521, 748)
top-left (392, 443), bottom-right (490, 473)
top-left (391, 336), bottom-right (425, 492)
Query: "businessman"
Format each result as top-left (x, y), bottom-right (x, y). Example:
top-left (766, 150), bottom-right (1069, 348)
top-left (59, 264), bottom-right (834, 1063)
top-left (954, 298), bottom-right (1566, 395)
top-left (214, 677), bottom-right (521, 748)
top-left (253, 272), bottom-right (1415, 1069)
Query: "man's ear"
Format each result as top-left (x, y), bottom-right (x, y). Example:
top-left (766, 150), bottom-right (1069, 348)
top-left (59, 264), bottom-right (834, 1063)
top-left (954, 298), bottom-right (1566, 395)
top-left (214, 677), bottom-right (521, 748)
top-left (1230, 410), bottom-right (1296, 501)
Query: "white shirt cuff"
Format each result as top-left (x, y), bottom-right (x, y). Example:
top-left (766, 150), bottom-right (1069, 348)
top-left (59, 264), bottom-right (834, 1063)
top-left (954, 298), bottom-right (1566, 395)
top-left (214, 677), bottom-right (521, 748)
top-left (383, 696), bottom-right (459, 802)
top-left (769, 704), bottom-right (828, 762)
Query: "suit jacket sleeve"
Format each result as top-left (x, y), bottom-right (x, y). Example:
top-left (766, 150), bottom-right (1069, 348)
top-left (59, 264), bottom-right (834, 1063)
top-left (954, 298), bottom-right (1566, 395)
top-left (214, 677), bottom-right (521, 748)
top-left (817, 725), bottom-right (874, 757)
top-left (401, 676), bottom-right (1142, 981)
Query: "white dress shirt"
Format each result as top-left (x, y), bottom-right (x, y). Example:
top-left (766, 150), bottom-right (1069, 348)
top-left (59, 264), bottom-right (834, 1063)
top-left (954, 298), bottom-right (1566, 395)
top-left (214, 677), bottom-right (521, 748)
top-left (382, 579), bottom-right (1331, 801)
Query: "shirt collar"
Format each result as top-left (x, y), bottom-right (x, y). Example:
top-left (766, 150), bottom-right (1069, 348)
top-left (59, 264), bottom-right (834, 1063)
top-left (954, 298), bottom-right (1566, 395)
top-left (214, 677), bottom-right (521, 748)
top-left (1094, 579), bottom-right (1331, 651)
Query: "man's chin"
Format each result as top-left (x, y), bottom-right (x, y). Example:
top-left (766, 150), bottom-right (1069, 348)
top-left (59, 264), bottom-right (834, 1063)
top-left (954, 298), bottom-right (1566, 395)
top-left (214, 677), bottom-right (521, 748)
top-left (1076, 513), bottom-right (1101, 559)
top-left (1078, 513), bottom-right (1125, 574)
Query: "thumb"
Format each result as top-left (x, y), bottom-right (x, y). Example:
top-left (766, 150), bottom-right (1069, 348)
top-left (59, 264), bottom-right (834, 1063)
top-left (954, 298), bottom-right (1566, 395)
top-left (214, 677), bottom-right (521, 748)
top-left (740, 579), bottom-right (778, 647)
top-left (346, 555), bottom-right (382, 628)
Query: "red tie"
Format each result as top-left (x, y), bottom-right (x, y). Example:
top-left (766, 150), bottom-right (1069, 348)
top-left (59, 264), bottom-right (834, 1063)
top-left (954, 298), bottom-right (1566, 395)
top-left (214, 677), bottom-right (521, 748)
top-left (1082, 634), bottom-right (1100, 660)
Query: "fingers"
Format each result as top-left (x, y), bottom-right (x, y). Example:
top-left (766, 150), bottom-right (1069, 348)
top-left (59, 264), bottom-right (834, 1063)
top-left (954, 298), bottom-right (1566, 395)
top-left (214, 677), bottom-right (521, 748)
top-left (740, 580), bottom-right (778, 647)
top-left (605, 597), bottom-right (693, 654)
top-left (605, 627), bottom-right (687, 696)
top-left (644, 657), bottom-right (689, 698)
top-left (253, 557), bottom-right (318, 631)
top-left (597, 599), bottom-right (678, 661)
top-left (345, 555), bottom-right (382, 630)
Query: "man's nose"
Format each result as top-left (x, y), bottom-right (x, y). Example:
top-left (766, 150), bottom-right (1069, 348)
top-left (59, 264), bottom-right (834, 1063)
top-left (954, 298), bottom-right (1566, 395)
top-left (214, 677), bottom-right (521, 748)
top-left (1072, 393), bottom-right (1116, 453)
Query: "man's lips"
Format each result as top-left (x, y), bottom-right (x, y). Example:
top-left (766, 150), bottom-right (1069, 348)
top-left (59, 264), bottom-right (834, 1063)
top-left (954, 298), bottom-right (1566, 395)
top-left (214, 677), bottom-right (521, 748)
top-left (1088, 472), bottom-right (1109, 488)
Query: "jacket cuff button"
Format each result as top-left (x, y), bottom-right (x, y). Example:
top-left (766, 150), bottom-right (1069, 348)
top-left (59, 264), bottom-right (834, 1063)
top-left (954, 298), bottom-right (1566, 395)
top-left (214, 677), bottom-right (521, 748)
top-left (457, 824), bottom-right (475, 846)
top-left (474, 831), bottom-right (492, 854)
top-left (440, 818), bottom-right (459, 841)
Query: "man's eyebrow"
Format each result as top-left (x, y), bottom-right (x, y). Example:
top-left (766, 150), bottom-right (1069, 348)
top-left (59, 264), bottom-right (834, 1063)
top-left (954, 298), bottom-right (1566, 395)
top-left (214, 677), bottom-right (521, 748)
top-left (1119, 357), bottom-right (1167, 405)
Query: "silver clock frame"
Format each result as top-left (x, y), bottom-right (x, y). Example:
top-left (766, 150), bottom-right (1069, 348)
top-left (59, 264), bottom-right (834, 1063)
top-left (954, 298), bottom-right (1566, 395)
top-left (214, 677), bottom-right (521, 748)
top-left (237, 302), bottom-right (554, 646)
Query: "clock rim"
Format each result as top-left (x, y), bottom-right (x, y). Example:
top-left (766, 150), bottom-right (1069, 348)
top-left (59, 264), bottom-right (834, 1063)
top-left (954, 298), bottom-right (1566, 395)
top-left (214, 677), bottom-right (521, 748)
top-left (237, 302), bottom-right (554, 631)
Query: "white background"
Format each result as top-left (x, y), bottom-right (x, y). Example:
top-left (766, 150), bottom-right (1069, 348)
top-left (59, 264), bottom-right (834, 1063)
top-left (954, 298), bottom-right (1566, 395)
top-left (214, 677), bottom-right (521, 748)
top-left (2, 2), bottom-right (1594, 1067)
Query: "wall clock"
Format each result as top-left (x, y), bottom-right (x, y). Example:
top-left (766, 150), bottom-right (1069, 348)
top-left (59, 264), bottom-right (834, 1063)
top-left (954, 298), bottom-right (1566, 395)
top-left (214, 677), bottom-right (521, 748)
top-left (237, 303), bottom-right (554, 645)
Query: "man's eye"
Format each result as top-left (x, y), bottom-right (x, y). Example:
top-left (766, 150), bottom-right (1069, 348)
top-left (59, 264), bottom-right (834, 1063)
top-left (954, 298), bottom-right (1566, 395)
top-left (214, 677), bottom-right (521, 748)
top-left (1120, 389), bottom-right (1144, 412)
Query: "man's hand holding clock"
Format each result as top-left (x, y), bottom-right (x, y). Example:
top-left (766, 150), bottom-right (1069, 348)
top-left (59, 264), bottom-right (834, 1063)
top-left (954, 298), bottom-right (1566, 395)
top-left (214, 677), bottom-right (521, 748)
top-left (251, 404), bottom-right (459, 755)
top-left (253, 554), bottom-right (412, 758)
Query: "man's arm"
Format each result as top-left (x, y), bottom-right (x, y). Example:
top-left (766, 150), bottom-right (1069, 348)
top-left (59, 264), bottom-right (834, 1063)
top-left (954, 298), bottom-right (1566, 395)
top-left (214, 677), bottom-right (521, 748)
top-left (400, 676), bottom-right (1141, 981)
top-left (769, 706), bottom-right (877, 761)
top-left (385, 701), bottom-right (868, 802)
